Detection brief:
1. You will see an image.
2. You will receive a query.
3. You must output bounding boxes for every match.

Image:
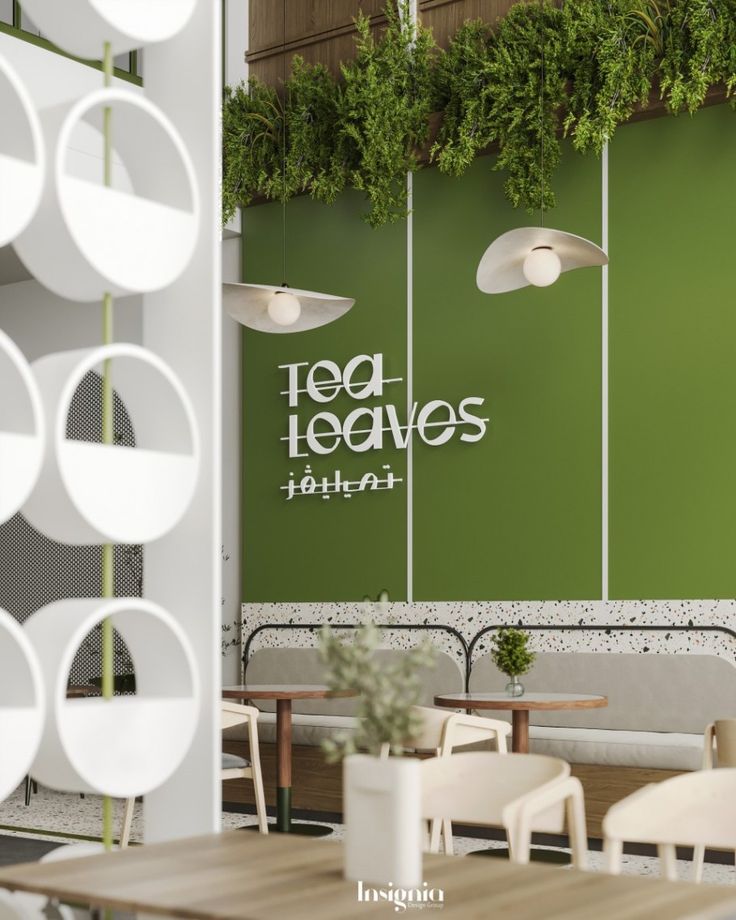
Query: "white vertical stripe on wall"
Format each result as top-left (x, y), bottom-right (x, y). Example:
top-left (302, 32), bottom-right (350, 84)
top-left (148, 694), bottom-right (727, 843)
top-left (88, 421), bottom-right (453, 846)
top-left (406, 169), bottom-right (414, 603)
top-left (406, 0), bottom-right (418, 603)
top-left (601, 142), bottom-right (609, 601)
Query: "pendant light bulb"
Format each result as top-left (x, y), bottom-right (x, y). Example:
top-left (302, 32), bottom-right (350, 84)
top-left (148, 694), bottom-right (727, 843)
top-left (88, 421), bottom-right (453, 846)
top-left (522, 246), bottom-right (561, 288)
top-left (267, 289), bottom-right (302, 327)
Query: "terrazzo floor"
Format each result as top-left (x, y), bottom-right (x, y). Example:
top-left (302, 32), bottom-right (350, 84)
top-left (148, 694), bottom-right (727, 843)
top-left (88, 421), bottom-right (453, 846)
top-left (0, 782), bottom-right (733, 886)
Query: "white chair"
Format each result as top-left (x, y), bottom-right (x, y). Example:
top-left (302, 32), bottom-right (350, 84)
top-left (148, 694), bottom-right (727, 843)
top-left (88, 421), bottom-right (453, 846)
top-left (603, 768), bottom-right (736, 881)
top-left (702, 719), bottom-right (736, 771)
top-left (120, 700), bottom-right (269, 845)
top-left (119, 796), bottom-right (136, 849)
top-left (221, 700), bottom-right (268, 834)
top-left (0, 890), bottom-right (55, 920)
top-left (421, 751), bottom-right (588, 867)
top-left (692, 719), bottom-right (736, 881)
top-left (0, 844), bottom-right (106, 919)
top-left (408, 705), bottom-right (511, 756)
top-left (405, 705), bottom-right (511, 852)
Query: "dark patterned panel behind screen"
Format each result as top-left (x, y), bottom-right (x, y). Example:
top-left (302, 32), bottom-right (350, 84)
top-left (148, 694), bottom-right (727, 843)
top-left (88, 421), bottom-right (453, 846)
top-left (0, 371), bottom-right (142, 687)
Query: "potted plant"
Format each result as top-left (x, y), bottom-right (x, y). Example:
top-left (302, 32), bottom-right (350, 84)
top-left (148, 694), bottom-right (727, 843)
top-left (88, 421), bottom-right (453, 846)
top-left (491, 627), bottom-right (536, 698)
top-left (319, 593), bottom-right (436, 888)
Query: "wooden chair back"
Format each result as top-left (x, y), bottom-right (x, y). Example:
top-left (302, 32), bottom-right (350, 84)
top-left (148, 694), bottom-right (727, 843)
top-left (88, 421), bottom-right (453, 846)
top-left (409, 705), bottom-right (510, 754)
top-left (421, 751), bottom-right (568, 832)
top-left (604, 768), bottom-right (736, 881)
top-left (221, 700), bottom-right (259, 731)
top-left (703, 719), bottom-right (736, 768)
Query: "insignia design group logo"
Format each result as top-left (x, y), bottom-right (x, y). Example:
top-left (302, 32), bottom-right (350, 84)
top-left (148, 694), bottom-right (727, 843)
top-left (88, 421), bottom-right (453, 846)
top-left (356, 880), bottom-right (445, 912)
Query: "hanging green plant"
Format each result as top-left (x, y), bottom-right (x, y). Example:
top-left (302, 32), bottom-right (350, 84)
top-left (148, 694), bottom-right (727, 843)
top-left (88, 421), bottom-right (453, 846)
top-left (338, 1), bottom-right (437, 226)
top-left (484, 0), bottom-right (567, 213)
top-left (431, 20), bottom-right (496, 177)
top-left (284, 57), bottom-right (349, 206)
top-left (222, 0), bottom-right (735, 228)
top-left (562, 0), bottom-right (657, 155)
top-left (222, 77), bottom-right (282, 224)
top-left (659, 0), bottom-right (736, 114)
top-left (222, 58), bottom-right (347, 225)
top-left (433, 2), bottom-right (568, 213)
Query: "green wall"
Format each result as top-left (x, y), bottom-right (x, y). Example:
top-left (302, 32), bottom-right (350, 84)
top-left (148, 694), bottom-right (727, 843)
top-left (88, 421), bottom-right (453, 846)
top-left (413, 151), bottom-right (601, 600)
top-left (242, 192), bottom-right (408, 601)
top-left (610, 104), bottom-right (736, 598)
top-left (243, 103), bottom-right (735, 603)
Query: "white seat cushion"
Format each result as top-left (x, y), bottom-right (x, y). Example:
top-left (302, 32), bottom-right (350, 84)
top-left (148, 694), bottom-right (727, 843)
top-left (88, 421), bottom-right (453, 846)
top-left (225, 700), bottom-right (703, 770)
top-left (222, 752), bottom-right (250, 770)
top-left (529, 726), bottom-right (703, 771)
top-left (223, 712), bottom-right (703, 771)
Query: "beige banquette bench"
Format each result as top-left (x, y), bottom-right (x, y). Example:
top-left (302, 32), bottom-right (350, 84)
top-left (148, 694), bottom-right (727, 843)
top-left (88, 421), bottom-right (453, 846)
top-left (230, 647), bottom-right (733, 771)
top-left (470, 652), bottom-right (735, 771)
top-left (224, 646), bottom-right (735, 829)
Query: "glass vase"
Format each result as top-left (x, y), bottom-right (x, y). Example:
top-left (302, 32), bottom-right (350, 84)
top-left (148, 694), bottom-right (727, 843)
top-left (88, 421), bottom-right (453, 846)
top-left (505, 675), bottom-right (524, 698)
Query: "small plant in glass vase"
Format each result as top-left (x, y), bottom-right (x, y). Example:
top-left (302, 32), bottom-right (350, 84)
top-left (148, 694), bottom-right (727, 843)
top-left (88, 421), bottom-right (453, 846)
top-left (318, 591), bottom-right (436, 888)
top-left (491, 627), bottom-right (536, 698)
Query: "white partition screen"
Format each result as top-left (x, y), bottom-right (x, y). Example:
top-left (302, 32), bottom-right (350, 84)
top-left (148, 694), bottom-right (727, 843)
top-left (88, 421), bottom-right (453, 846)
top-left (0, 0), bottom-right (221, 843)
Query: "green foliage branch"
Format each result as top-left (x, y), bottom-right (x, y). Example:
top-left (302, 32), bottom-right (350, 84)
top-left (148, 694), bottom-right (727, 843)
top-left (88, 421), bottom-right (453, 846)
top-left (318, 594), bottom-right (437, 761)
top-left (340, 2), bottom-right (437, 226)
top-left (222, 59), bottom-right (347, 225)
top-left (491, 627), bottom-right (536, 678)
top-left (223, 0), bottom-right (736, 226)
top-left (561, 0), bottom-right (659, 156)
top-left (433, 3), bottom-right (567, 212)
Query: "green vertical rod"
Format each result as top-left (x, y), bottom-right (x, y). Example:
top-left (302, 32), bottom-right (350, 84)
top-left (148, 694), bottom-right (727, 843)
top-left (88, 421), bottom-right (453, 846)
top-left (101, 40), bottom-right (115, 856)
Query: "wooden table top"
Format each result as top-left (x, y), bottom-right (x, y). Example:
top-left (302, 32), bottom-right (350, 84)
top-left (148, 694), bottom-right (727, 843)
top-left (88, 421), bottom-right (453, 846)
top-left (222, 684), bottom-right (357, 701)
top-left (434, 692), bottom-right (608, 711)
top-left (0, 831), bottom-right (734, 920)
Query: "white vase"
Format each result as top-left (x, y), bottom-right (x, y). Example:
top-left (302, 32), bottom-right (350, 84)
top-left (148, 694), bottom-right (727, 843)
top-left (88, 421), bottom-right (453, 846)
top-left (343, 754), bottom-right (422, 889)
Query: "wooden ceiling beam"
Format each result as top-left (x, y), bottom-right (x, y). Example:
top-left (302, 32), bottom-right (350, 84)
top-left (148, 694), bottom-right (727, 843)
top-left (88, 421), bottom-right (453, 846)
top-left (246, 0), bottom-right (521, 85)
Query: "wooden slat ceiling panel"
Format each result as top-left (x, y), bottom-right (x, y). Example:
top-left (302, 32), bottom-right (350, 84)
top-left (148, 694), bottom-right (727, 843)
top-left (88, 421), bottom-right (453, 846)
top-left (250, 0), bottom-right (387, 53)
top-left (246, 0), bottom-right (523, 84)
top-left (244, 1), bottom-right (727, 126)
top-left (420, 0), bottom-right (521, 48)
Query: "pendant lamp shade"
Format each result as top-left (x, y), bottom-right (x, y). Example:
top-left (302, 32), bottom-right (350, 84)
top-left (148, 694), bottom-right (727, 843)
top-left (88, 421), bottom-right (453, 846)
top-left (476, 227), bottom-right (608, 294)
top-left (224, 283), bottom-right (355, 334)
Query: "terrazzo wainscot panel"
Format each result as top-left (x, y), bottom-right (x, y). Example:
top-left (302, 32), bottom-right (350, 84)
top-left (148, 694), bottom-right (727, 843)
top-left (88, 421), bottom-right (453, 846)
top-left (609, 103), bottom-right (736, 599)
top-left (412, 148), bottom-right (602, 600)
top-left (242, 191), bottom-right (408, 602)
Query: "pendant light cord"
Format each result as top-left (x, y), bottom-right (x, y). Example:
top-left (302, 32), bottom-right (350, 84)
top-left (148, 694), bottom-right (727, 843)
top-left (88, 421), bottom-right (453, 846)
top-left (539, 0), bottom-right (545, 228)
top-left (281, 0), bottom-right (287, 286)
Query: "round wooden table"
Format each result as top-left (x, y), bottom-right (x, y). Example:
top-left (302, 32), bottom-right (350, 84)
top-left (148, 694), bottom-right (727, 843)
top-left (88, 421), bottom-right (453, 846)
top-left (434, 691), bottom-right (608, 863)
top-left (222, 684), bottom-right (356, 836)
top-left (433, 692), bottom-right (608, 754)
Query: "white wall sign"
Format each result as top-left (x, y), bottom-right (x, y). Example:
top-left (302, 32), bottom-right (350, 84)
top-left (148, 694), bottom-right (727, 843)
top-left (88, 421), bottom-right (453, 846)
top-left (280, 353), bottom-right (488, 500)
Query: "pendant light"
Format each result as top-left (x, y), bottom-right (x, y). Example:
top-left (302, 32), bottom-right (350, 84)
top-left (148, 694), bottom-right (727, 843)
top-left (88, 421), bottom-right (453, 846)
top-left (476, 2), bottom-right (607, 295)
top-left (476, 226), bottom-right (608, 294)
top-left (223, 282), bottom-right (354, 334)
top-left (224, 0), bottom-right (355, 333)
